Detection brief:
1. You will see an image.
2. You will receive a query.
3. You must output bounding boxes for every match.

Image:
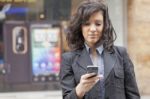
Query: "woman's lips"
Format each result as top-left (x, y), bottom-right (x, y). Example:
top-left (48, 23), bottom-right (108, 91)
top-left (88, 35), bottom-right (97, 38)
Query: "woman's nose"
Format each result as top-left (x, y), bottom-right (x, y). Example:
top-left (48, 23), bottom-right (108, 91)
top-left (89, 24), bottom-right (96, 32)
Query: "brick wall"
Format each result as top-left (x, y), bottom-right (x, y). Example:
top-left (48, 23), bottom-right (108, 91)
top-left (128, 0), bottom-right (150, 95)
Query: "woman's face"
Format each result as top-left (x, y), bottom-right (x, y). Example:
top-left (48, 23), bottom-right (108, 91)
top-left (82, 11), bottom-right (104, 47)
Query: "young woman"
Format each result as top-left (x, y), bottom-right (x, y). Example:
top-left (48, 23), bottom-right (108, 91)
top-left (60, 0), bottom-right (140, 99)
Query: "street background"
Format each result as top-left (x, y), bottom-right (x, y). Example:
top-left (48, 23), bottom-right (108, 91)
top-left (0, 91), bottom-right (149, 99)
top-left (0, 91), bottom-right (62, 99)
top-left (0, 0), bottom-right (150, 98)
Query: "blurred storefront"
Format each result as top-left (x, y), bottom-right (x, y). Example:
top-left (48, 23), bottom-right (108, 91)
top-left (0, 0), bottom-right (72, 92)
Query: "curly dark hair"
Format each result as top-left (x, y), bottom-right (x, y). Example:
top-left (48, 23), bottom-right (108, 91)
top-left (66, 0), bottom-right (117, 51)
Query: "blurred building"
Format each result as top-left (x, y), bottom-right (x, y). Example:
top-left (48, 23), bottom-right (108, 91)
top-left (0, 0), bottom-right (149, 96)
top-left (0, 0), bottom-right (72, 92)
top-left (128, 0), bottom-right (150, 95)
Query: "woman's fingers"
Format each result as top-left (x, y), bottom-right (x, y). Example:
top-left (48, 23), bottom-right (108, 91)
top-left (76, 73), bottom-right (102, 95)
top-left (81, 73), bottom-right (97, 79)
top-left (81, 73), bottom-right (100, 84)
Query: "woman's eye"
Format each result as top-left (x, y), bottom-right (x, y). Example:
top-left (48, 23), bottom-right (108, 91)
top-left (95, 23), bottom-right (102, 26)
top-left (83, 22), bottom-right (90, 26)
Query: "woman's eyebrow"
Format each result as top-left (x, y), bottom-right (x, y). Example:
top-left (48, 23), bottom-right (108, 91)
top-left (95, 20), bottom-right (103, 23)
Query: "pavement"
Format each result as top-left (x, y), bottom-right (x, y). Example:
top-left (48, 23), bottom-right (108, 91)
top-left (0, 91), bottom-right (62, 99)
top-left (0, 91), bottom-right (149, 99)
top-left (141, 96), bottom-right (150, 99)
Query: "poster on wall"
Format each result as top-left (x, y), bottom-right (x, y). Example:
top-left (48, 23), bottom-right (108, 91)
top-left (30, 23), bottom-right (61, 82)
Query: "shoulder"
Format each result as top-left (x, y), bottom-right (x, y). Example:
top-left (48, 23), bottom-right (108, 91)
top-left (114, 46), bottom-right (126, 52)
top-left (113, 46), bottom-right (127, 54)
top-left (114, 46), bottom-right (128, 58)
top-left (112, 46), bottom-right (130, 60)
top-left (62, 50), bottom-right (79, 57)
top-left (62, 50), bottom-right (81, 61)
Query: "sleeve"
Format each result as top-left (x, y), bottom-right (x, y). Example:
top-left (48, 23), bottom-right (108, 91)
top-left (121, 47), bottom-right (141, 99)
top-left (59, 53), bottom-right (78, 99)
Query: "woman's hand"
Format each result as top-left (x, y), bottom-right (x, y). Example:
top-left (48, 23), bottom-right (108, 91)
top-left (75, 73), bottom-right (102, 99)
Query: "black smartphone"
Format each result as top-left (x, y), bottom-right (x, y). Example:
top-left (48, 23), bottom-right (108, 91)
top-left (87, 65), bottom-right (98, 78)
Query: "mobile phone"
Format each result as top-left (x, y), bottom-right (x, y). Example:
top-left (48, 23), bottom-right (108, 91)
top-left (87, 65), bottom-right (98, 78)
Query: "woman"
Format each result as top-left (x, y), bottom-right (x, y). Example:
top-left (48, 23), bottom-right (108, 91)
top-left (59, 0), bottom-right (140, 99)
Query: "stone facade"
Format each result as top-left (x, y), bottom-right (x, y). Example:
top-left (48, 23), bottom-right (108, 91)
top-left (128, 0), bottom-right (150, 95)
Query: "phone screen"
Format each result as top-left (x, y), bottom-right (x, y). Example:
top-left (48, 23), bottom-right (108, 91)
top-left (87, 65), bottom-right (98, 74)
top-left (30, 24), bottom-right (61, 82)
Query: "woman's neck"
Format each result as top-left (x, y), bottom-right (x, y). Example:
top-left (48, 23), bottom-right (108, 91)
top-left (90, 47), bottom-right (97, 57)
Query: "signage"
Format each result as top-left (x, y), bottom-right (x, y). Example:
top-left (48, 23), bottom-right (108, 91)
top-left (0, 0), bottom-right (36, 5)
